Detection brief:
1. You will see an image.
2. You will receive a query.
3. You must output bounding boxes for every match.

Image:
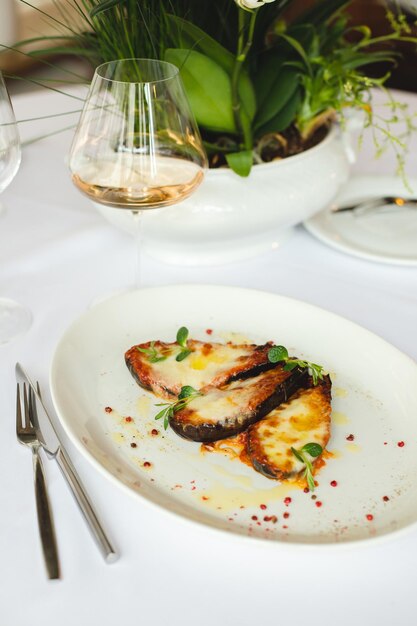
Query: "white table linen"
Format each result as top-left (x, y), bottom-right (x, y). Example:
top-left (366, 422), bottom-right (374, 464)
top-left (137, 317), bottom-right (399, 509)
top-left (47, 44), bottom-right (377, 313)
top-left (1, 86), bottom-right (416, 626)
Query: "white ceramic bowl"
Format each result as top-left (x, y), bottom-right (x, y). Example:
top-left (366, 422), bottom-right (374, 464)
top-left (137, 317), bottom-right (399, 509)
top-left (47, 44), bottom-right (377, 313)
top-left (95, 125), bottom-right (351, 265)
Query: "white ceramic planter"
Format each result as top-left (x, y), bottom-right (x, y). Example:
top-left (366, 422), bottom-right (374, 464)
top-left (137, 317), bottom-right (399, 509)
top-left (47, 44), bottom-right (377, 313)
top-left (96, 124), bottom-right (351, 265)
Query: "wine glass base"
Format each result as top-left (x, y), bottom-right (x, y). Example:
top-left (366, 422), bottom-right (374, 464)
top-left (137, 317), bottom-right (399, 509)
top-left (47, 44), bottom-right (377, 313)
top-left (0, 298), bottom-right (32, 344)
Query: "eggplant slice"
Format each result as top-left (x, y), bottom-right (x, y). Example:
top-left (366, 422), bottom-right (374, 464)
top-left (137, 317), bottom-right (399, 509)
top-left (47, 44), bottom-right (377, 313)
top-left (170, 365), bottom-right (310, 442)
top-left (125, 338), bottom-right (275, 399)
top-left (247, 376), bottom-right (332, 480)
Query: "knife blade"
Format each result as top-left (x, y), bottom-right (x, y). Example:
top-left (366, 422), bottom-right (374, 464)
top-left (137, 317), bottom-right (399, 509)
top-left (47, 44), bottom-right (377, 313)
top-left (15, 363), bottom-right (118, 563)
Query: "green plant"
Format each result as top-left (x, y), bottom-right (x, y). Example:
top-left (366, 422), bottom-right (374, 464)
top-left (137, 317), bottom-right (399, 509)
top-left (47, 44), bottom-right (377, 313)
top-left (10, 0), bottom-right (417, 176)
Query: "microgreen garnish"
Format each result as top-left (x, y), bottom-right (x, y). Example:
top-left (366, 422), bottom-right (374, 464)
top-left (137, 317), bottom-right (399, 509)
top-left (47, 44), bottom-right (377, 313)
top-left (268, 345), bottom-right (324, 385)
top-left (176, 326), bottom-right (188, 346)
top-left (176, 326), bottom-right (191, 362)
top-left (154, 385), bottom-right (201, 430)
top-left (137, 341), bottom-right (167, 363)
top-left (291, 443), bottom-right (323, 492)
top-left (177, 385), bottom-right (198, 399)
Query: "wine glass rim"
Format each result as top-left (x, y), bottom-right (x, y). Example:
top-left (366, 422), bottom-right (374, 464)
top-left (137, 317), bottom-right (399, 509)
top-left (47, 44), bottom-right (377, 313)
top-left (94, 58), bottom-right (180, 85)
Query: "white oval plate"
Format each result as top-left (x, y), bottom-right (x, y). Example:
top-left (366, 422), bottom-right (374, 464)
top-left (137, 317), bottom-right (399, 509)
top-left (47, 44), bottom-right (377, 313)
top-left (50, 285), bottom-right (417, 545)
top-left (304, 175), bottom-right (417, 266)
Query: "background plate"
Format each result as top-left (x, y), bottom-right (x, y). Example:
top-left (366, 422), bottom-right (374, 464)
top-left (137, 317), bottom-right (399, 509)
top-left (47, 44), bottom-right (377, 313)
top-left (50, 285), bottom-right (417, 545)
top-left (304, 175), bottom-right (417, 265)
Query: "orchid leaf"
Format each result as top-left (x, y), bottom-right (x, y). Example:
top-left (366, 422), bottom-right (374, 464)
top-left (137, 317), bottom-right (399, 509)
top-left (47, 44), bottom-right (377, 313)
top-left (165, 48), bottom-right (236, 133)
top-left (167, 15), bottom-right (256, 121)
top-left (255, 89), bottom-right (301, 137)
top-left (225, 150), bottom-right (253, 177)
top-left (254, 51), bottom-right (288, 112)
top-left (167, 15), bottom-right (233, 73)
top-left (255, 66), bottom-right (300, 130)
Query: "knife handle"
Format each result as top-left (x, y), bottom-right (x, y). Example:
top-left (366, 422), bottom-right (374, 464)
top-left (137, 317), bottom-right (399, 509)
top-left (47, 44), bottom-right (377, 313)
top-left (32, 447), bottom-right (60, 580)
top-left (55, 448), bottom-right (118, 563)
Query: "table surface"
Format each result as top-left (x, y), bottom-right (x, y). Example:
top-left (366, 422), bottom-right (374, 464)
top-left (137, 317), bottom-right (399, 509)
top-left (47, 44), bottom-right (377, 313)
top-left (1, 86), bottom-right (417, 626)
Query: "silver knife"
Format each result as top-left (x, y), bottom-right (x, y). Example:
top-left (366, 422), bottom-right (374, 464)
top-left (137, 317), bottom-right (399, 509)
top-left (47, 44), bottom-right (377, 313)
top-left (16, 363), bottom-right (118, 563)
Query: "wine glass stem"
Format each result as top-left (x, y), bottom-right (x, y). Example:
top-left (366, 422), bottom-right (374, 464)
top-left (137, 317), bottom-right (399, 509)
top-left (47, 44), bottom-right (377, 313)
top-left (132, 209), bottom-right (144, 289)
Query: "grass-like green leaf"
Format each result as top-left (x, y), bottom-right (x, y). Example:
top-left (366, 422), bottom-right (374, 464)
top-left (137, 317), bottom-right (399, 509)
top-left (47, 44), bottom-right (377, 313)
top-left (90, 0), bottom-right (126, 17)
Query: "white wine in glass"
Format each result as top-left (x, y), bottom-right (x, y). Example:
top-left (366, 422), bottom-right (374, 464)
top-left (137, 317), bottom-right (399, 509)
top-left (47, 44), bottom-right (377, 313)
top-left (0, 72), bottom-right (32, 343)
top-left (69, 58), bottom-right (207, 284)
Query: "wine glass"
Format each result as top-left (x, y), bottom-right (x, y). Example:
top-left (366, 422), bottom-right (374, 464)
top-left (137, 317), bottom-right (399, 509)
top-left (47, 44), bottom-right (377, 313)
top-left (0, 72), bottom-right (32, 343)
top-left (69, 58), bottom-right (207, 286)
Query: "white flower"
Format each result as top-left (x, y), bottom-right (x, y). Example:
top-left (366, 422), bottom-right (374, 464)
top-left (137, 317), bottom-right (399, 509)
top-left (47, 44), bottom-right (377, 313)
top-left (234, 0), bottom-right (276, 10)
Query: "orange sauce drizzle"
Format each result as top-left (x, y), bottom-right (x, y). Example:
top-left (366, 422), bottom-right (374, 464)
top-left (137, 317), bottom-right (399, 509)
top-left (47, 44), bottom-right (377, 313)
top-left (200, 433), bottom-right (331, 489)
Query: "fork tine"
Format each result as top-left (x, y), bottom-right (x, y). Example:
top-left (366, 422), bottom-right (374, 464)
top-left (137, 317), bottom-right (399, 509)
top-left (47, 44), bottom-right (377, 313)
top-left (28, 386), bottom-right (34, 422)
top-left (16, 383), bottom-right (23, 436)
top-left (23, 383), bottom-right (29, 429)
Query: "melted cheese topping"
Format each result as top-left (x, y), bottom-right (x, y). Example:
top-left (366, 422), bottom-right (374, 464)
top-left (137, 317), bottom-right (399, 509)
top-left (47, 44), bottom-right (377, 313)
top-left (178, 368), bottom-right (290, 427)
top-left (185, 376), bottom-right (259, 425)
top-left (150, 343), bottom-right (253, 391)
top-left (250, 385), bottom-right (331, 476)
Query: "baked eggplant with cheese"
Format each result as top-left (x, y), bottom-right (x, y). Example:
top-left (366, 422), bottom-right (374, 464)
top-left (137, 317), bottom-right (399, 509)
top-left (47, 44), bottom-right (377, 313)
top-left (125, 339), bottom-right (275, 399)
top-left (246, 376), bottom-right (332, 480)
top-left (169, 365), bottom-right (310, 442)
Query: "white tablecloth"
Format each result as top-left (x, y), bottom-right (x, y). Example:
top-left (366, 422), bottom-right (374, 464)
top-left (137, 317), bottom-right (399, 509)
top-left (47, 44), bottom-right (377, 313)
top-left (1, 86), bottom-right (416, 626)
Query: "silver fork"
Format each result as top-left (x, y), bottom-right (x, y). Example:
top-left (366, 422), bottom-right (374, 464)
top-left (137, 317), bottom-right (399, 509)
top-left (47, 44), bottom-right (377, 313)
top-left (16, 383), bottom-right (60, 580)
top-left (332, 195), bottom-right (417, 214)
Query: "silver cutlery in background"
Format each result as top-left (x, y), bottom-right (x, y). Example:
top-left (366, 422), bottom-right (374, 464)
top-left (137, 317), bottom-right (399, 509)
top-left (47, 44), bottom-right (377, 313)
top-left (16, 382), bottom-right (60, 580)
top-left (16, 363), bottom-right (118, 564)
top-left (332, 195), bottom-right (417, 214)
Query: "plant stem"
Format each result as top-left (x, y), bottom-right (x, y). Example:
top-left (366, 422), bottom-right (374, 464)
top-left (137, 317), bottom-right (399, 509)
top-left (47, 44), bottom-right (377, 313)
top-left (203, 139), bottom-right (239, 154)
top-left (356, 32), bottom-right (417, 48)
top-left (231, 8), bottom-right (257, 149)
